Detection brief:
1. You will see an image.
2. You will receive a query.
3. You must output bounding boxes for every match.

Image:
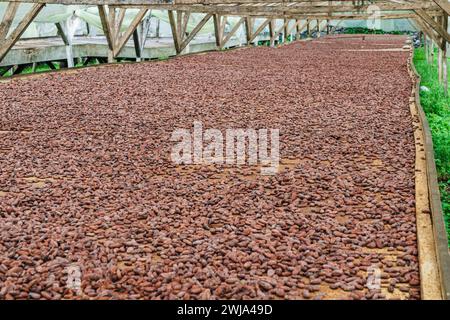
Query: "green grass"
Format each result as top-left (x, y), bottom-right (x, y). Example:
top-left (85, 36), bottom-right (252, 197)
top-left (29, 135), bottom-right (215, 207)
top-left (413, 47), bottom-right (450, 245)
top-left (1, 59), bottom-right (103, 77)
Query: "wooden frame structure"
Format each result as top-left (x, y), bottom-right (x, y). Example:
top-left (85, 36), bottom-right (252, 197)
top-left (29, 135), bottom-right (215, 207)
top-left (0, 0), bottom-right (449, 300)
top-left (0, 1), bottom-right (449, 62)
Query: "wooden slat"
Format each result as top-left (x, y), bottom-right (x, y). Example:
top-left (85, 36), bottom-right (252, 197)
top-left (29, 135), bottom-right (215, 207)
top-left (415, 9), bottom-right (450, 44)
top-left (114, 8), bottom-right (148, 56)
top-left (0, 0), bottom-right (439, 12)
top-left (182, 11), bottom-right (190, 35)
top-left (286, 18), bottom-right (302, 36)
top-left (98, 5), bottom-right (114, 51)
top-left (411, 57), bottom-right (450, 300)
top-left (168, 10), bottom-right (181, 53)
top-left (114, 8), bottom-right (127, 46)
top-left (414, 17), bottom-right (441, 47)
top-left (222, 16), bottom-right (245, 47)
top-left (249, 18), bottom-right (270, 42)
top-left (213, 13), bottom-right (222, 48)
top-left (0, 3), bottom-right (44, 63)
top-left (179, 13), bottom-right (212, 52)
top-left (0, 2), bottom-right (20, 40)
top-left (244, 16), bottom-right (252, 44)
top-left (433, 0), bottom-right (450, 16)
top-left (176, 9), bottom-right (183, 41)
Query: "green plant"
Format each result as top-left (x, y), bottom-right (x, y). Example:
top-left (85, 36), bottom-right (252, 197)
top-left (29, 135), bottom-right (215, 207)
top-left (414, 47), bottom-right (450, 244)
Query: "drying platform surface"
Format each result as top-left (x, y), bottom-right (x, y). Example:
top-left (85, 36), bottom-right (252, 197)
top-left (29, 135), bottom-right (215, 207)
top-left (0, 35), bottom-right (420, 300)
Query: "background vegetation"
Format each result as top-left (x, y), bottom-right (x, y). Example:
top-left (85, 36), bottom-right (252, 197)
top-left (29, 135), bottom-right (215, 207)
top-left (414, 47), bottom-right (450, 245)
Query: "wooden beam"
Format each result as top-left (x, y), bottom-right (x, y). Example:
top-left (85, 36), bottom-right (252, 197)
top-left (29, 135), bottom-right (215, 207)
top-left (415, 9), bottom-right (450, 46)
top-left (433, 0), bottom-right (450, 16)
top-left (248, 18), bottom-right (270, 43)
top-left (286, 19), bottom-right (302, 37)
top-left (98, 5), bottom-right (114, 51)
top-left (132, 28), bottom-right (141, 59)
top-left (222, 16), bottom-right (245, 48)
top-left (244, 16), bottom-right (252, 45)
top-left (414, 17), bottom-right (441, 47)
top-left (0, 2), bottom-right (20, 40)
top-left (176, 9), bottom-right (183, 41)
top-left (168, 10), bottom-right (181, 54)
top-left (272, 18), bottom-right (289, 43)
top-left (0, 0), bottom-right (440, 13)
top-left (55, 21), bottom-right (75, 67)
top-left (213, 13), bottom-right (222, 48)
top-left (269, 19), bottom-right (275, 47)
top-left (114, 8), bottom-right (127, 46)
top-left (306, 19), bottom-right (311, 37)
top-left (55, 22), bottom-right (70, 46)
top-left (182, 11), bottom-right (190, 36)
top-left (179, 13), bottom-right (212, 52)
top-left (440, 13), bottom-right (448, 93)
top-left (0, 3), bottom-right (45, 63)
top-left (137, 14), bottom-right (151, 60)
top-left (114, 8), bottom-right (148, 57)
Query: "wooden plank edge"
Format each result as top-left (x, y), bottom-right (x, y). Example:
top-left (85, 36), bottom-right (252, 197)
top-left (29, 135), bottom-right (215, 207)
top-left (409, 44), bottom-right (450, 300)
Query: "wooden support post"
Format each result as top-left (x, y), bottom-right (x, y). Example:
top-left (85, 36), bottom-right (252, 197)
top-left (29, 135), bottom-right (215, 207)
top-left (244, 17), bottom-right (252, 45)
top-left (169, 12), bottom-right (212, 54)
top-left (269, 19), bottom-right (275, 47)
top-left (0, 3), bottom-right (45, 64)
top-left (437, 16), bottom-right (443, 83)
top-left (115, 8), bottom-right (126, 46)
top-left (113, 8), bottom-right (148, 57)
top-left (272, 19), bottom-right (289, 44)
top-left (108, 6), bottom-right (117, 61)
top-left (137, 14), bottom-right (151, 61)
top-left (307, 19), bottom-right (311, 38)
top-left (222, 17), bottom-right (244, 49)
top-left (248, 19), bottom-right (271, 44)
top-left (442, 12), bottom-right (448, 94)
top-left (424, 33), bottom-right (431, 64)
top-left (56, 17), bottom-right (77, 68)
top-left (0, 2), bottom-right (20, 40)
top-left (295, 19), bottom-right (300, 40)
top-left (295, 21), bottom-right (308, 40)
top-left (415, 9), bottom-right (450, 43)
top-left (327, 19), bottom-right (330, 35)
top-left (133, 29), bottom-right (141, 61)
top-left (98, 5), bottom-right (115, 62)
top-left (155, 18), bottom-right (160, 38)
top-left (316, 19), bottom-right (320, 38)
top-left (213, 14), bottom-right (222, 49)
top-left (179, 13), bottom-right (212, 53)
top-left (442, 45), bottom-right (448, 95)
top-left (182, 12), bottom-right (190, 38)
top-left (283, 19), bottom-right (288, 42)
top-left (431, 40), bottom-right (435, 65)
top-left (168, 10), bottom-right (181, 54)
top-left (285, 20), bottom-right (302, 41)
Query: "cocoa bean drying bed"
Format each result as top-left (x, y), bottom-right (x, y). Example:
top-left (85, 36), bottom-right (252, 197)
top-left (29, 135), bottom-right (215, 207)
top-left (0, 35), bottom-right (448, 300)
